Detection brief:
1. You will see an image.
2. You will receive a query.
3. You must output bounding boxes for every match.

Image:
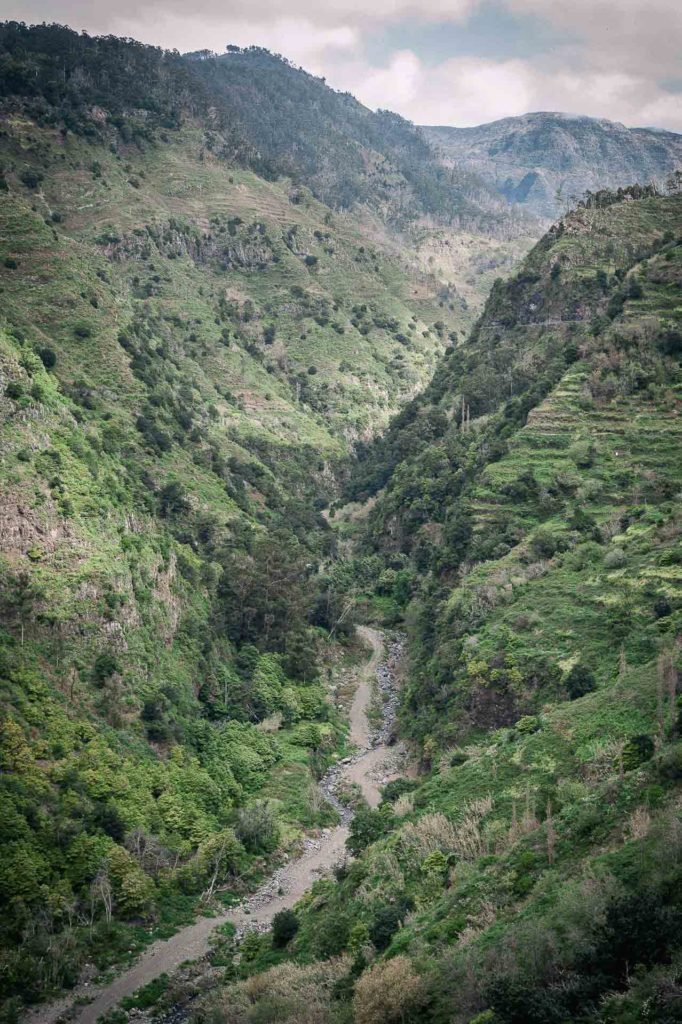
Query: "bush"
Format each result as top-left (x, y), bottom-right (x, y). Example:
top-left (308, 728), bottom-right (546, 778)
top-left (369, 901), bottom-right (410, 951)
top-left (529, 529), bottom-right (559, 560)
top-left (381, 778), bottom-right (419, 804)
top-left (347, 806), bottom-right (389, 856)
top-left (38, 347), bottom-right (57, 369)
top-left (93, 651), bottom-right (121, 686)
top-left (353, 956), bottom-right (423, 1024)
top-left (515, 715), bottom-right (540, 735)
top-left (272, 909), bottom-right (299, 947)
top-left (565, 664), bottom-right (597, 700)
top-left (604, 547), bottom-right (627, 569)
top-left (235, 801), bottom-right (279, 854)
top-left (654, 597), bottom-right (672, 619)
top-left (622, 734), bottom-right (655, 771)
top-left (658, 743), bottom-right (682, 780)
top-left (312, 912), bottom-right (351, 958)
top-left (20, 169), bottom-right (42, 189)
top-left (3, 257), bottom-right (18, 269)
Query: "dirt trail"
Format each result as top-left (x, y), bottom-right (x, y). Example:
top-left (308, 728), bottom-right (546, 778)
top-left (26, 627), bottom-right (397, 1024)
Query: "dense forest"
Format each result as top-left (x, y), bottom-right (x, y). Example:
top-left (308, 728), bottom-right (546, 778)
top-left (1, 20), bottom-right (682, 1024)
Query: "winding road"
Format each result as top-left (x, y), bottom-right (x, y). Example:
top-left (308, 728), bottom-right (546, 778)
top-left (26, 627), bottom-right (397, 1024)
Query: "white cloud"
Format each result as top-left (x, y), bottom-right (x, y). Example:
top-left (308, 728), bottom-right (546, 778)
top-left (4, 0), bottom-right (476, 32)
top-left (326, 52), bottom-right (682, 131)
top-left (108, 12), bottom-right (358, 68)
top-left (508, 0), bottom-right (682, 78)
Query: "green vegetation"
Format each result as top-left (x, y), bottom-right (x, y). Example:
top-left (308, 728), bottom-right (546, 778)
top-left (190, 186), bottom-right (682, 1024)
top-left (0, 24), bottom-right (469, 1015)
top-left (2, 21), bottom-right (682, 1024)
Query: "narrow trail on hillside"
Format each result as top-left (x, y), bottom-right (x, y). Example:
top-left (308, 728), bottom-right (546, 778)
top-left (26, 627), bottom-right (402, 1024)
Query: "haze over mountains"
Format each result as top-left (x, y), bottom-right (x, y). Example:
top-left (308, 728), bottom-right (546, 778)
top-left (425, 111), bottom-right (682, 220)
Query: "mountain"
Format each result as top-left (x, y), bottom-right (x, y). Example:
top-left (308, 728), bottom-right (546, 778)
top-left (424, 112), bottom-right (682, 219)
top-left (208, 183), bottom-right (682, 1024)
top-left (0, 23), bottom-right (472, 1009)
top-left (2, 20), bottom-right (682, 1024)
top-left (186, 46), bottom-right (529, 236)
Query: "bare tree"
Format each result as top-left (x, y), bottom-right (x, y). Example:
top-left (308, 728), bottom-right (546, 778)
top-left (90, 869), bottom-right (112, 925)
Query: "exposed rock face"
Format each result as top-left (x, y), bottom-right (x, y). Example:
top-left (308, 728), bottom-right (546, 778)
top-left (423, 112), bottom-right (682, 220)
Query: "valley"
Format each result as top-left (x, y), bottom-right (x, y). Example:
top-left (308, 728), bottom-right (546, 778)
top-left (27, 628), bottom-right (402, 1024)
top-left (1, 19), bottom-right (682, 1024)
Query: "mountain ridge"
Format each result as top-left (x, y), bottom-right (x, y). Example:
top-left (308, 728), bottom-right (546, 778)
top-left (423, 111), bottom-right (682, 219)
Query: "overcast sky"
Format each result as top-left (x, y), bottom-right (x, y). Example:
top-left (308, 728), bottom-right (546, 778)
top-left (5, 0), bottom-right (682, 130)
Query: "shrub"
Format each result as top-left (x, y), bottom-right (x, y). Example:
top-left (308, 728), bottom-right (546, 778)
top-left (658, 744), bottom-right (682, 780)
top-left (20, 169), bottom-right (42, 189)
top-left (3, 257), bottom-right (18, 269)
top-left (654, 597), bottom-right (672, 619)
top-left (93, 652), bottom-right (121, 686)
top-left (312, 912), bottom-right (351, 958)
top-left (272, 909), bottom-right (299, 948)
top-left (235, 801), bottom-right (279, 854)
top-left (370, 901), bottom-right (411, 952)
top-left (347, 806), bottom-right (389, 856)
top-left (604, 547), bottom-right (627, 569)
top-left (622, 734), bottom-right (655, 771)
top-left (381, 778), bottom-right (419, 804)
top-left (353, 956), bottom-right (423, 1024)
top-left (5, 382), bottom-right (24, 400)
top-left (38, 347), bottom-right (57, 369)
top-left (529, 529), bottom-right (559, 560)
top-left (515, 715), bottom-right (540, 735)
top-left (565, 664), bottom-right (597, 700)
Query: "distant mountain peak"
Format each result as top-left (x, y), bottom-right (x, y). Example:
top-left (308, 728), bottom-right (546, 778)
top-left (423, 112), bottom-right (682, 218)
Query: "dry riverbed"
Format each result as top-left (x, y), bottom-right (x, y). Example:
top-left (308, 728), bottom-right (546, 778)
top-left (24, 627), bottom-right (405, 1024)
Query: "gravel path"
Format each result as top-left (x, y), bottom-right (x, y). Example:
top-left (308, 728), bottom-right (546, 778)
top-left (24, 627), bottom-right (402, 1024)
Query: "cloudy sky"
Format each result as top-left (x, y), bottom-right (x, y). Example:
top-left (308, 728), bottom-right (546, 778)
top-left (6, 0), bottom-right (682, 130)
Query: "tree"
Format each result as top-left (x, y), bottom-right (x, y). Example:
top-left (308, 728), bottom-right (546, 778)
top-left (217, 529), bottom-right (314, 655)
top-left (565, 664), bottom-right (596, 700)
top-left (199, 829), bottom-right (243, 898)
top-left (235, 801), bottom-right (279, 853)
top-left (90, 869), bottom-right (112, 924)
top-left (347, 805), bottom-right (389, 856)
top-left (106, 847), bottom-right (155, 918)
top-left (272, 909), bottom-right (299, 947)
top-left (2, 571), bottom-right (43, 647)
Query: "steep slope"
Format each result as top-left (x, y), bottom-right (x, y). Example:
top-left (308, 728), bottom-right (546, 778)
top-left (186, 46), bottom-right (521, 235)
top-left (425, 113), bottom-right (682, 220)
top-left (184, 186), bottom-right (682, 1024)
top-left (0, 25), bottom-right (468, 1014)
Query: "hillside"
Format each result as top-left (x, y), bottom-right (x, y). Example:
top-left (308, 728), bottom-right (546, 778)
top-left (425, 113), bottom-right (682, 220)
top-left (186, 47), bottom-right (522, 235)
top-left (185, 184), bottom-right (682, 1024)
top-left (0, 23), bottom-right (469, 1013)
top-left (3, 20), bottom-right (682, 1024)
